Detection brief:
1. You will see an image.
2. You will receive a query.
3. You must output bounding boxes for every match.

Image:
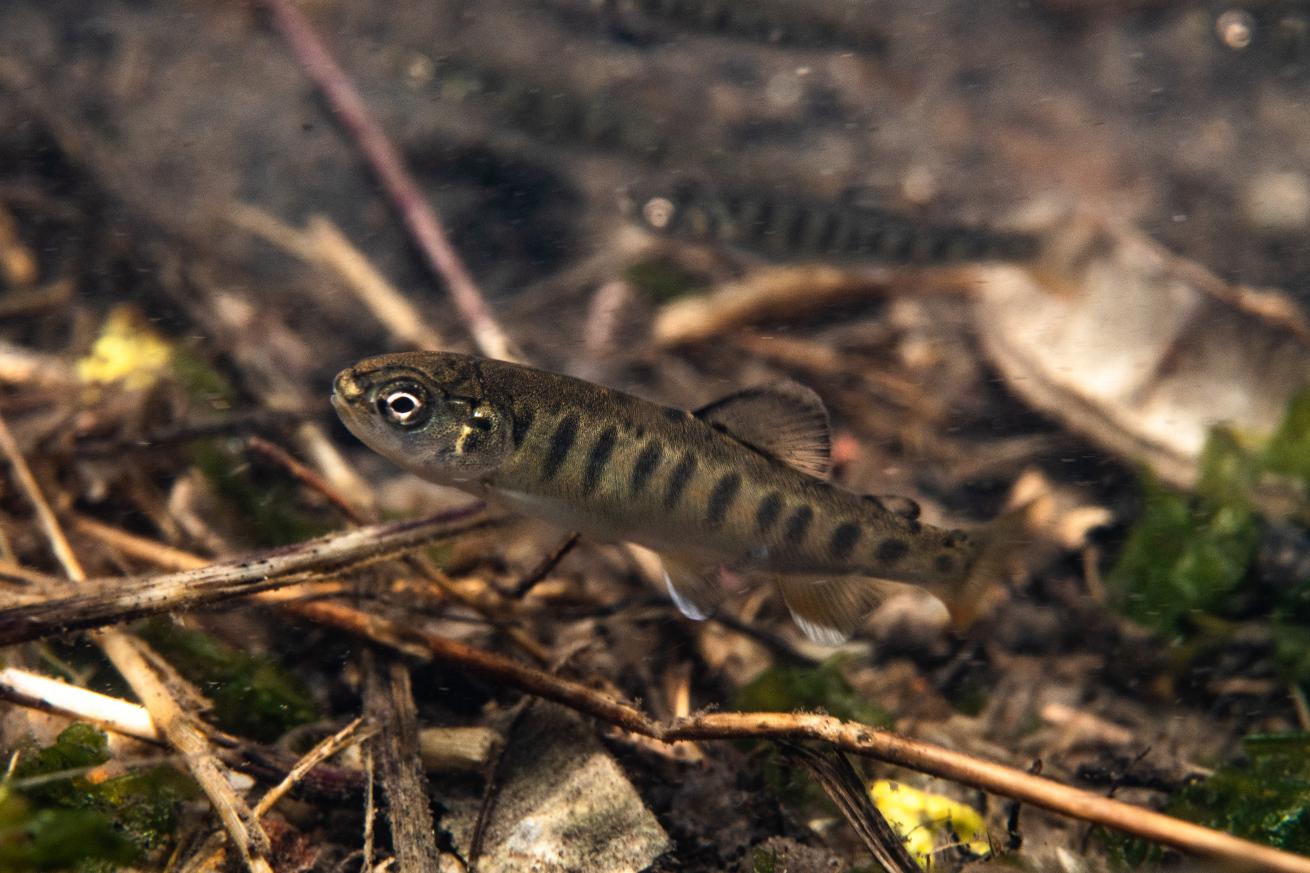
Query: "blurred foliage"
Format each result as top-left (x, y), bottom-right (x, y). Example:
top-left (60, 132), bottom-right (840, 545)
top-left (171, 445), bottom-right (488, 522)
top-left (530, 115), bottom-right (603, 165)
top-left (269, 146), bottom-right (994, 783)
top-left (189, 437), bottom-right (333, 547)
top-left (0, 724), bottom-right (197, 872)
top-left (732, 657), bottom-right (890, 727)
top-left (1109, 387), bottom-right (1310, 684)
top-left (869, 779), bottom-right (989, 869)
top-left (137, 617), bottom-right (318, 742)
top-left (1109, 732), bottom-right (1310, 864)
top-left (623, 256), bottom-right (704, 303)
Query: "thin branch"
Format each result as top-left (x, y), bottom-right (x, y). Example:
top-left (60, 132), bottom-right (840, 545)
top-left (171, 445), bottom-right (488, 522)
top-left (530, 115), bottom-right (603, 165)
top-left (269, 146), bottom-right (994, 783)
top-left (0, 505), bottom-right (500, 645)
top-left (254, 716), bottom-right (372, 818)
top-left (260, 0), bottom-right (519, 362)
top-left (508, 532), bottom-right (580, 598)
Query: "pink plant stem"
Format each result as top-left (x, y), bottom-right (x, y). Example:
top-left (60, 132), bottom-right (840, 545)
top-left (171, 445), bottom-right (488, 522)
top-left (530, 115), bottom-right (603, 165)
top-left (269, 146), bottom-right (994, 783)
top-left (262, 0), bottom-right (519, 362)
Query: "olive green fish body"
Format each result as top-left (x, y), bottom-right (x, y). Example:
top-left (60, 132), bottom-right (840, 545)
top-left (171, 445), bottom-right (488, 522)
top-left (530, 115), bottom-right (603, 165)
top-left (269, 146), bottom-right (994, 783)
top-left (637, 182), bottom-right (1039, 265)
top-left (333, 352), bottom-right (977, 642)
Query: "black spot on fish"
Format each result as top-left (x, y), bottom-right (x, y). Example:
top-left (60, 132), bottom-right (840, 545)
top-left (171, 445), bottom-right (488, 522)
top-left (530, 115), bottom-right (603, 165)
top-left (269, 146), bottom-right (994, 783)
top-left (542, 414), bottom-right (578, 481)
top-left (830, 522), bottom-right (861, 560)
top-left (706, 472), bottom-right (741, 527)
top-left (663, 453), bottom-right (697, 510)
top-left (875, 538), bottom-right (909, 565)
top-left (582, 426), bottom-right (618, 496)
top-left (934, 553), bottom-right (956, 575)
top-left (511, 406), bottom-right (535, 447)
top-left (756, 492), bottom-right (783, 532)
top-left (784, 505), bottom-right (814, 545)
top-left (631, 441), bottom-right (664, 495)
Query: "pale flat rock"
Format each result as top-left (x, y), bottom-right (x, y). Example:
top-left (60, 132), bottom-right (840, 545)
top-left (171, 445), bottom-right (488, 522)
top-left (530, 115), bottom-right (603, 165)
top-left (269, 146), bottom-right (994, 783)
top-left (447, 703), bottom-right (670, 873)
top-left (974, 218), bottom-right (1310, 489)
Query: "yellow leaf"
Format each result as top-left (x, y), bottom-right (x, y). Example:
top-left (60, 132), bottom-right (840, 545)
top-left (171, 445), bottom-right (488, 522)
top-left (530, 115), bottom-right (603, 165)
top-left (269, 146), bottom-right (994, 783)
top-left (870, 779), bottom-right (991, 869)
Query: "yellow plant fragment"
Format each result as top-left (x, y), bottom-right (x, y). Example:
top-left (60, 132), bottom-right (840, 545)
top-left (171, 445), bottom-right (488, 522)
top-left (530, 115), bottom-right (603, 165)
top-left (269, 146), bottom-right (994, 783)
top-left (869, 779), bottom-right (990, 869)
top-left (77, 306), bottom-right (174, 390)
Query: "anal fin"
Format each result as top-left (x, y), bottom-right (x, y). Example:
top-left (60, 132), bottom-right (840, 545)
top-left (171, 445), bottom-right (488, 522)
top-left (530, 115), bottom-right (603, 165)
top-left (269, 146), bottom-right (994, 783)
top-left (661, 555), bottom-right (724, 621)
top-left (775, 574), bottom-right (915, 645)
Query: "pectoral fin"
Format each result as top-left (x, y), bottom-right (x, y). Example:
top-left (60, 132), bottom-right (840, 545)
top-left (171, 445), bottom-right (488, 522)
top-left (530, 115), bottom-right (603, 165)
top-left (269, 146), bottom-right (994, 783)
top-left (661, 555), bottom-right (724, 621)
top-left (775, 574), bottom-right (914, 645)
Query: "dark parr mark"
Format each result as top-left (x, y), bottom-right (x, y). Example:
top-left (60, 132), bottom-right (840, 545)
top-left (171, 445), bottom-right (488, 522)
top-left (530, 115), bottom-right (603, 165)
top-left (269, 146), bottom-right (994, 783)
top-left (511, 406), bottom-right (535, 447)
top-left (706, 472), bottom-right (741, 528)
top-left (830, 522), bottom-right (862, 560)
top-left (541, 414), bottom-right (578, 481)
top-left (663, 453), bottom-right (697, 510)
top-left (934, 554), bottom-right (956, 575)
top-left (784, 505), bottom-right (814, 545)
top-left (582, 426), bottom-right (619, 496)
top-left (756, 492), bottom-right (783, 533)
top-left (875, 538), bottom-right (909, 565)
top-left (631, 441), bottom-right (664, 495)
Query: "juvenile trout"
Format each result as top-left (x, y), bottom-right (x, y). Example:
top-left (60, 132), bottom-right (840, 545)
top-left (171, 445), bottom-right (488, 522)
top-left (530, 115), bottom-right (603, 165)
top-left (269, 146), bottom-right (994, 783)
top-left (333, 352), bottom-right (978, 644)
top-left (636, 182), bottom-right (1039, 265)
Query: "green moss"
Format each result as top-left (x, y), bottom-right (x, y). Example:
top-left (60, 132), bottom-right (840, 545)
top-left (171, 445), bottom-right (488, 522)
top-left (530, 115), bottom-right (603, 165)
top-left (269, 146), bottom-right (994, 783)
top-left (1108, 433), bottom-right (1260, 634)
top-left (1, 724), bottom-right (198, 871)
top-left (137, 617), bottom-right (318, 743)
top-left (751, 845), bottom-right (778, 873)
top-left (623, 257), bottom-right (705, 303)
top-left (1110, 732), bottom-right (1310, 863)
top-left (732, 658), bottom-right (890, 727)
top-left (1264, 388), bottom-right (1310, 483)
top-left (190, 437), bottom-right (333, 547)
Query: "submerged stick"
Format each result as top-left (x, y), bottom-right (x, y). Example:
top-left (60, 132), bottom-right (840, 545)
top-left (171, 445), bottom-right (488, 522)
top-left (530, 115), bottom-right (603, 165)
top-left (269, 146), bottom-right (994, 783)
top-left (262, 0), bottom-right (519, 362)
top-left (0, 505), bottom-right (498, 645)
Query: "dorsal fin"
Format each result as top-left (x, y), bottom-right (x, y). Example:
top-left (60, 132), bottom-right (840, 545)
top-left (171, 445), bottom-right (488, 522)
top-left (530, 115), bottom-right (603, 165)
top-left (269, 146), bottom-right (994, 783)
top-left (695, 381), bottom-right (831, 479)
top-left (864, 494), bottom-right (921, 521)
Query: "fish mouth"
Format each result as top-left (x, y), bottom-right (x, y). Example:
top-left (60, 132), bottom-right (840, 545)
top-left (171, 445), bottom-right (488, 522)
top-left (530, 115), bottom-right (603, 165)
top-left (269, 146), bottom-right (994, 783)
top-left (333, 368), bottom-right (367, 403)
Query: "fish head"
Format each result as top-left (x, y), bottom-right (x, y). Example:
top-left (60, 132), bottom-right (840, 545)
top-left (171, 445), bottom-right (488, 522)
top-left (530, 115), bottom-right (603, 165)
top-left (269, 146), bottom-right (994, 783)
top-left (332, 352), bottom-right (514, 484)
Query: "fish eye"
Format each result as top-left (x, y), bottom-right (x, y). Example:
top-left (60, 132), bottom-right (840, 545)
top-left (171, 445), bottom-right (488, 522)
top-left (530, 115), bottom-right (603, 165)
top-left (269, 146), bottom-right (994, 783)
top-left (377, 382), bottom-right (430, 428)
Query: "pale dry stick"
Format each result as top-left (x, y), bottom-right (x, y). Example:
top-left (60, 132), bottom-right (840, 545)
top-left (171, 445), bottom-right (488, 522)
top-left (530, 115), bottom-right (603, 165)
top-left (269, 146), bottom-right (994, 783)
top-left (226, 205), bottom-right (447, 351)
top-left (254, 716), bottom-right (372, 818)
top-left (0, 412), bottom-right (276, 873)
top-left (0, 665), bottom-right (160, 742)
top-left (308, 216), bottom-right (448, 351)
top-left (262, 0), bottom-right (519, 363)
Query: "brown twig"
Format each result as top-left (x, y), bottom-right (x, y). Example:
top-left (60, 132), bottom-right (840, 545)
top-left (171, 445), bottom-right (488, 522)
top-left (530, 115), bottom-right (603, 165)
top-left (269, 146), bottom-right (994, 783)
top-left (508, 532), bottom-right (580, 599)
top-left (363, 653), bottom-right (442, 873)
top-left (261, 0), bottom-right (519, 362)
top-left (0, 505), bottom-right (500, 645)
